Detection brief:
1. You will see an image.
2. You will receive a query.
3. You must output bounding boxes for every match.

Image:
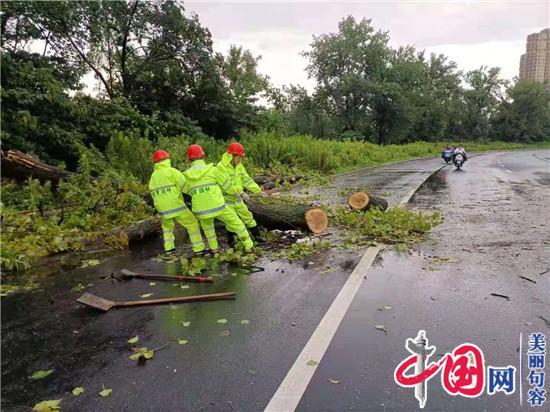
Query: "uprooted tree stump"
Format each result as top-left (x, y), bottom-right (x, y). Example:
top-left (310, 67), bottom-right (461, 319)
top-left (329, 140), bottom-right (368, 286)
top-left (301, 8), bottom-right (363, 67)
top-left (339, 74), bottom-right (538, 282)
top-left (246, 198), bottom-right (328, 234)
top-left (348, 192), bottom-right (389, 212)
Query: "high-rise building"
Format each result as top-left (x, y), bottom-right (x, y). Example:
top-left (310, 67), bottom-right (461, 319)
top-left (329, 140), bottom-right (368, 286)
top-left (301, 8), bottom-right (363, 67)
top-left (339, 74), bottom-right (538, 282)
top-left (519, 28), bottom-right (550, 91)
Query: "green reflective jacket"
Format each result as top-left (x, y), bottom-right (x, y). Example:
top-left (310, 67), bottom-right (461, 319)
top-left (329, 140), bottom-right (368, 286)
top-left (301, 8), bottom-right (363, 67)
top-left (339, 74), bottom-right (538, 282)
top-left (217, 152), bottom-right (261, 203)
top-left (148, 159), bottom-right (190, 217)
top-left (183, 159), bottom-right (238, 218)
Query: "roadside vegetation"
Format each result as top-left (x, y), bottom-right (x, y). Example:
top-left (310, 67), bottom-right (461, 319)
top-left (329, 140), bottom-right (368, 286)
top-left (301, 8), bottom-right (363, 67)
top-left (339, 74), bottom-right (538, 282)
top-left (1, 1), bottom-right (549, 273)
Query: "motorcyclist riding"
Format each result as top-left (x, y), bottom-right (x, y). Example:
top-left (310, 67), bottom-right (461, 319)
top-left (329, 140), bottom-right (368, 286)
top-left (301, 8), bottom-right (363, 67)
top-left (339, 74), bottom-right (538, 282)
top-left (452, 145), bottom-right (467, 162)
top-left (442, 145), bottom-right (453, 163)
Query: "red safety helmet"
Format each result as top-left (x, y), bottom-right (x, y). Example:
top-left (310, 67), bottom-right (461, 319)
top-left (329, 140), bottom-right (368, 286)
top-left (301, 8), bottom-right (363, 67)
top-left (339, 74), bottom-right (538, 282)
top-left (153, 150), bottom-right (170, 163)
top-left (227, 142), bottom-right (245, 157)
top-left (187, 144), bottom-right (205, 160)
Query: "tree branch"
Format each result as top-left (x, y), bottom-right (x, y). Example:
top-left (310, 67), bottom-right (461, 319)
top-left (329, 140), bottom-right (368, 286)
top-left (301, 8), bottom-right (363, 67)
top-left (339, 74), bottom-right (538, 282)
top-left (121, 0), bottom-right (139, 95)
top-left (67, 35), bottom-right (114, 98)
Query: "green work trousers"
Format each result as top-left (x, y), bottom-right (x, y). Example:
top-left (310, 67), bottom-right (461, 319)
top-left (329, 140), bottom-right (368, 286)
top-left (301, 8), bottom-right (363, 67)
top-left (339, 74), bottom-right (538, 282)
top-left (161, 210), bottom-right (205, 253)
top-left (227, 200), bottom-right (257, 228)
top-left (199, 207), bottom-right (254, 251)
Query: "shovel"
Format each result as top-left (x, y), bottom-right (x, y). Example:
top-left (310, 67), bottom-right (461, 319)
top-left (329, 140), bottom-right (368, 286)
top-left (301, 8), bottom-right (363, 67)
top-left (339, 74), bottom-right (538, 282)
top-left (76, 291), bottom-right (235, 312)
top-left (120, 269), bottom-right (213, 283)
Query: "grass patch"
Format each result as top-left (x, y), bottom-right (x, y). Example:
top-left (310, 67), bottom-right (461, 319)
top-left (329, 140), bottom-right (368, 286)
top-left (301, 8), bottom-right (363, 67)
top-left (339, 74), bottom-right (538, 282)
top-left (3, 130), bottom-right (544, 272)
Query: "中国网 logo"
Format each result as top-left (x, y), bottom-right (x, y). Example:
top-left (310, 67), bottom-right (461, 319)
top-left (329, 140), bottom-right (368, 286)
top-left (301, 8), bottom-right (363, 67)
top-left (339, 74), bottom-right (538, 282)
top-left (393, 330), bottom-right (546, 408)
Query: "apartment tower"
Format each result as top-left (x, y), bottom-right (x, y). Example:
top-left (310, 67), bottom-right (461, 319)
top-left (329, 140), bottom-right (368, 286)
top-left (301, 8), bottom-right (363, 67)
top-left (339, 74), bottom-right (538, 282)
top-left (519, 28), bottom-right (550, 91)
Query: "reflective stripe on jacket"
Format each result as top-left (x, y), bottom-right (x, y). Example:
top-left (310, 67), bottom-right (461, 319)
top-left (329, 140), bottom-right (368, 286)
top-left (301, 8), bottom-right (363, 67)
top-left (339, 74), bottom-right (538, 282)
top-left (148, 159), bottom-right (189, 217)
top-left (183, 159), bottom-right (238, 218)
top-left (217, 152), bottom-right (261, 202)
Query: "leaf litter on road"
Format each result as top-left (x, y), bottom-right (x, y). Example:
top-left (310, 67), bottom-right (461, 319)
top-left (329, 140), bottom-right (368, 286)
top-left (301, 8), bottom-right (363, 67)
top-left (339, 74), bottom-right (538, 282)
top-left (72, 387), bottom-right (85, 396)
top-left (98, 385), bottom-right (112, 397)
top-left (30, 370), bottom-right (54, 380)
top-left (129, 347), bottom-right (154, 361)
top-left (217, 318), bottom-right (227, 324)
top-left (32, 399), bottom-right (61, 412)
top-left (140, 293), bottom-right (153, 298)
top-left (80, 259), bottom-right (101, 268)
top-left (71, 283), bottom-right (93, 292)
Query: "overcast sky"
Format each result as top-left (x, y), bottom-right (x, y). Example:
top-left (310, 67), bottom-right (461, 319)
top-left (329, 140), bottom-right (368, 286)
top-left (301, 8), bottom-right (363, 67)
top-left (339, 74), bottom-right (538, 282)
top-left (185, 0), bottom-right (549, 91)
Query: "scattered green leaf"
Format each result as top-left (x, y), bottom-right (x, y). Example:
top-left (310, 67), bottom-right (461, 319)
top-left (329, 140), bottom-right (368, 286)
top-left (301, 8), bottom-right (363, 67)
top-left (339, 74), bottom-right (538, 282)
top-left (374, 325), bottom-right (387, 333)
top-left (178, 339), bottom-right (188, 345)
top-left (129, 347), bottom-right (154, 361)
top-left (217, 318), bottom-right (228, 324)
top-left (80, 259), bottom-right (100, 268)
top-left (30, 370), bottom-right (54, 380)
top-left (149, 282), bottom-right (156, 286)
top-left (70, 283), bottom-right (93, 292)
top-left (128, 336), bottom-right (139, 344)
top-left (180, 321), bottom-right (191, 327)
top-left (98, 386), bottom-right (112, 397)
top-left (306, 360), bottom-right (318, 367)
top-left (33, 399), bottom-right (61, 412)
top-left (240, 319), bottom-right (250, 325)
top-left (140, 293), bottom-right (153, 298)
top-left (72, 387), bottom-right (85, 396)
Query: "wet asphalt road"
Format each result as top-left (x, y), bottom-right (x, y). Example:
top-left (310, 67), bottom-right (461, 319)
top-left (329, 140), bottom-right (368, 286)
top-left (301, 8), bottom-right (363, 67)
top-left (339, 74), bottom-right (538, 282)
top-left (1, 155), bottom-right (441, 412)
top-left (1, 151), bottom-right (547, 411)
top-left (297, 150), bottom-right (550, 411)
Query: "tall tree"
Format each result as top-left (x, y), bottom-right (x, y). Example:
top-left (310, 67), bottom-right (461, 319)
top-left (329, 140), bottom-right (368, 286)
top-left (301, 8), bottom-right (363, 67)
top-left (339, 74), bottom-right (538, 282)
top-left (304, 17), bottom-right (391, 135)
top-left (462, 66), bottom-right (508, 140)
top-left (491, 80), bottom-right (550, 142)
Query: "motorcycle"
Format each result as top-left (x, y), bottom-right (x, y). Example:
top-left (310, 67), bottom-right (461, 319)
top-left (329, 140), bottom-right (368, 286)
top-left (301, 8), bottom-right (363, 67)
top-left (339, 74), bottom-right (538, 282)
top-left (442, 150), bottom-right (452, 164)
top-left (454, 153), bottom-right (464, 170)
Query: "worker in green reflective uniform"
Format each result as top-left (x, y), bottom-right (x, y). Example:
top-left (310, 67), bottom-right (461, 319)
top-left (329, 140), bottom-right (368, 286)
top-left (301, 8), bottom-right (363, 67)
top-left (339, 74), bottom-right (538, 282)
top-left (183, 144), bottom-right (254, 252)
top-left (217, 142), bottom-right (266, 241)
top-left (148, 150), bottom-right (205, 255)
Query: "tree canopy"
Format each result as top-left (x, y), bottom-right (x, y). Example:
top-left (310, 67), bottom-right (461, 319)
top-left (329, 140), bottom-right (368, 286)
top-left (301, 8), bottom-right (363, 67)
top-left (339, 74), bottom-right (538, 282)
top-left (1, 4), bottom-right (548, 169)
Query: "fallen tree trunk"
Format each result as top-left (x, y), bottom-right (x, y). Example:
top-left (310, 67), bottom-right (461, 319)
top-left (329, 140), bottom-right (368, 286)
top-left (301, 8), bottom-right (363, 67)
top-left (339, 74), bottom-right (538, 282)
top-left (81, 218), bottom-right (162, 251)
top-left (1, 150), bottom-right (71, 184)
top-left (254, 175), bottom-right (302, 187)
top-left (348, 192), bottom-right (389, 211)
top-left (118, 218), bottom-right (162, 244)
top-left (246, 198), bottom-right (328, 234)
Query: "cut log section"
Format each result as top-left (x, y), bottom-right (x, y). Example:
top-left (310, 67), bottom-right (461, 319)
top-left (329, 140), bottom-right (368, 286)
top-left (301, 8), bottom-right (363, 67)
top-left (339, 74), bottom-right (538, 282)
top-left (348, 192), bottom-right (388, 211)
top-left (247, 199), bottom-right (328, 234)
top-left (1, 150), bottom-right (71, 184)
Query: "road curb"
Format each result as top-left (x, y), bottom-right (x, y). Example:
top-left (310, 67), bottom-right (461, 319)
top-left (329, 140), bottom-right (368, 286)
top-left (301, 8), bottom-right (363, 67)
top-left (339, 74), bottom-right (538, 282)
top-left (398, 163), bottom-right (449, 207)
top-left (264, 162), bottom-right (449, 412)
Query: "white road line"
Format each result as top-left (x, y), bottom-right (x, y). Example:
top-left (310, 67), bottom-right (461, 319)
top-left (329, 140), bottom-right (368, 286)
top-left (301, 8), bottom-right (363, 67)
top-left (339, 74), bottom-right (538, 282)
top-left (264, 246), bottom-right (381, 412)
top-left (265, 164), bottom-right (447, 412)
